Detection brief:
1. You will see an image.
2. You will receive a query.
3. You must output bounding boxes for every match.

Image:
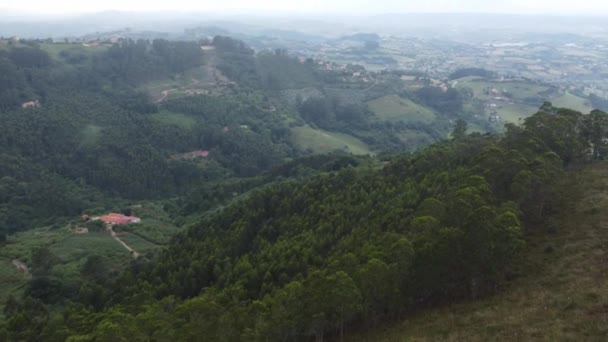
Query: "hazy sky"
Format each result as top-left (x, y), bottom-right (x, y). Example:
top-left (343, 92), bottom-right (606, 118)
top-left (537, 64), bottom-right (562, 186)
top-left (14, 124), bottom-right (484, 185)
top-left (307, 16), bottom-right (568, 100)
top-left (2, 0), bottom-right (608, 15)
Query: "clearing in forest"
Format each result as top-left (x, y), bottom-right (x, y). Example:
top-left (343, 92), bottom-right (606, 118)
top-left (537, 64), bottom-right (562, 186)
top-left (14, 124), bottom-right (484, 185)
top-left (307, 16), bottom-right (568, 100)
top-left (367, 95), bottom-right (436, 123)
top-left (291, 125), bottom-right (372, 155)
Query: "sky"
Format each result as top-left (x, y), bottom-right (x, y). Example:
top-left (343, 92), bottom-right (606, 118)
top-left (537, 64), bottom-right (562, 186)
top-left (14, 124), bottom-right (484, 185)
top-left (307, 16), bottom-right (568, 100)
top-left (2, 0), bottom-right (608, 16)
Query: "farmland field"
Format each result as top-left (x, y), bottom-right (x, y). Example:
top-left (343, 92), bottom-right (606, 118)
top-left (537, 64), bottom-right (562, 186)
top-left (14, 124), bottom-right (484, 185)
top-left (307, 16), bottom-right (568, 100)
top-left (291, 125), bottom-right (372, 155)
top-left (50, 233), bottom-right (130, 265)
top-left (118, 219), bottom-right (181, 245)
top-left (0, 227), bottom-right (131, 315)
top-left (367, 95), bottom-right (436, 123)
top-left (118, 232), bottom-right (160, 253)
top-left (551, 92), bottom-right (593, 113)
top-left (456, 80), bottom-right (550, 101)
top-left (496, 103), bottom-right (539, 124)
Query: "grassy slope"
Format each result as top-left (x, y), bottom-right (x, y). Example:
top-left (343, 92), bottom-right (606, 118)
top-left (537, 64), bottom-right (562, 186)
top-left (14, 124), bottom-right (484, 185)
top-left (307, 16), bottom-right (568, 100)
top-left (457, 80), bottom-right (549, 101)
top-left (552, 92), bottom-right (594, 114)
top-left (291, 125), bottom-right (372, 155)
top-left (497, 103), bottom-right (539, 124)
top-left (368, 95), bottom-right (436, 123)
top-left (150, 110), bottom-right (197, 129)
top-left (354, 163), bottom-right (608, 341)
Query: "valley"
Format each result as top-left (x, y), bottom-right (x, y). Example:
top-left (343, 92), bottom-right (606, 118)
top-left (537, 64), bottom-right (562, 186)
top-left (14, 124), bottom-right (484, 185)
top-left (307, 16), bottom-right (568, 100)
top-left (2, 11), bottom-right (608, 341)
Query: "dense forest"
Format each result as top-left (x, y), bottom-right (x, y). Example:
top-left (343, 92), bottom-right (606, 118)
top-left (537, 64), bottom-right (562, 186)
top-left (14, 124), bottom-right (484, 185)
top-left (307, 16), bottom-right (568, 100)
top-left (3, 35), bottom-right (608, 341)
top-left (3, 102), bottom-right (608, 340)
top-left (0, 36), bottom-right (473, 237)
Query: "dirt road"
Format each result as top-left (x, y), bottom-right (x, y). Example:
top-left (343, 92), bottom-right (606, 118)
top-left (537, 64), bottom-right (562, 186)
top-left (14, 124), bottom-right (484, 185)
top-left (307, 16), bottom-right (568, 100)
top-left (155, 88), bottom-right (178, 103)
top-left (107, 226), bottom-right (140, 258)
top-left (12, 259), bottom-right (29, 275)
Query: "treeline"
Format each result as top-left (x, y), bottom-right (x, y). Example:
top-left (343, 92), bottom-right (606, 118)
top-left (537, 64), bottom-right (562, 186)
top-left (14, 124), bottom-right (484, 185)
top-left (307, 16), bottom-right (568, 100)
top-left (448, 67), bottom-right (495, 80)
top-left (6, 105), bottom-right (608, 340)
top-left (214, 36), bottom-right (320, 90)
top-left (95, 39), bottom-right (204, 85)
top-left (414, 86), bottom-right (464, 115)
top-left (181, 154), bottom-right (364, 216)
top-left (0, 44), bottom-right (53, 110)
top-left (0, 39), bottom-right (206, 111)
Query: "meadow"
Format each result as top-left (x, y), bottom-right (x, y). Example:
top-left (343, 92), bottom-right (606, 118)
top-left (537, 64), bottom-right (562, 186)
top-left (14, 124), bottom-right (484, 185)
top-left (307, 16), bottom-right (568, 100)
top-left (291, 125), bottom-right (372, 155)
top-left (367, 95), bottom-right (436, 123)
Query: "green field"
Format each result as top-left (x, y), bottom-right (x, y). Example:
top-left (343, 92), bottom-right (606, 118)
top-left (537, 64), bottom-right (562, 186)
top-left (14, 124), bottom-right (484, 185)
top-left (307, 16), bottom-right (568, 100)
top-left (497, 103), bottom-right (539, 124)
top-left (0, 201), bottom-right (181, 313)
top-left (150, 110), bottom-right (197, 129)
top-left (118, 219), bottom-right (180, 245)
top-left (118, 233), bottom-right (160, 253)
top-left (1, 227), bottom-right (67, 264)
top-left (551, 92), bottom-right (593, 113)
top-left (0, 227), bottom-right (135, 314)
top-left (0, 258), bottom-right (27, 319)
top-left (367, 95), bottom-right (436, 123)
top-left (0, 227), bottom-right (131, 312)
top-left (291, 125), bottom-right (372, 155)
top-left (456, 80), bottom-right (550, 102)
top-left (50, 233), bottom-right (130, 265)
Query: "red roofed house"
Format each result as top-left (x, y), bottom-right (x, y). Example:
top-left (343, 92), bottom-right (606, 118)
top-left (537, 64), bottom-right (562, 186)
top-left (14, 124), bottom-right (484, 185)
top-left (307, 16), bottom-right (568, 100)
top-left (100, 213), bottom-right (141, 225)
top-left (198, 150), bottom-right (210, 157)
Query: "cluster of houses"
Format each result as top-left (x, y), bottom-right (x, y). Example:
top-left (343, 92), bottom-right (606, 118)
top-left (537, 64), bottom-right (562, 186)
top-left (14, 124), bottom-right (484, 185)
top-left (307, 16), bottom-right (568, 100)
top-left (83, 213), bottom-right (141, 225)
top-left (99, 213), bottom-right (141, 225)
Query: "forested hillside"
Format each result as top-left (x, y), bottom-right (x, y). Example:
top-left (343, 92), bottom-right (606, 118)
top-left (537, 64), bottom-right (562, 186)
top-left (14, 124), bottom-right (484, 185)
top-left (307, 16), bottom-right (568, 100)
top-left (3, 35), bottom-right (608, 341)
top-left (4, 104), bottom-right (608, 340)
top-left (0, 36), bottom-right (478, 237)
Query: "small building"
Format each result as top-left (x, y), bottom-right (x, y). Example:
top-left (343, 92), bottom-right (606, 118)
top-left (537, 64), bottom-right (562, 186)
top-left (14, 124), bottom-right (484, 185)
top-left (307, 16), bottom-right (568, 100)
top-left (489, 113), bottom-right (502, 123)
top-left (100, 213), bottom-right (141, 225)
top-left (21, 100), bottom-right (41, 109)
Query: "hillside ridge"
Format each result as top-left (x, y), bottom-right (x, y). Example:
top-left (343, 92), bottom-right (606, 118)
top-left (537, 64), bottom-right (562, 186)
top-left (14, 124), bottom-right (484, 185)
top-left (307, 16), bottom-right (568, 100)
top-left (355, 163), bottom-right (608, 341)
